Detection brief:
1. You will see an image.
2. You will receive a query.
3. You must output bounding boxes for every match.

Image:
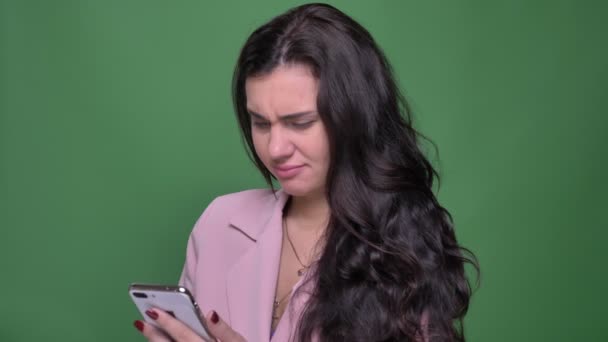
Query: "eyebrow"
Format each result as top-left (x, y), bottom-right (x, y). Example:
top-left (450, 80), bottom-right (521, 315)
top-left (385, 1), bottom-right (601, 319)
top-left (247, 109), bottom-right (316, 121)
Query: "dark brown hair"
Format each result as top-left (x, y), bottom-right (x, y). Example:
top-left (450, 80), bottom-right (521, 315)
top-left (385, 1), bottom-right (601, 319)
top-left (232, 3), bottom-right (479, 341)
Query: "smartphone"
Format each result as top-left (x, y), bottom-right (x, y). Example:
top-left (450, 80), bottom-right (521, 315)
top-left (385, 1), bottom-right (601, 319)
top-left (129, 283), bottom-right (215, 341)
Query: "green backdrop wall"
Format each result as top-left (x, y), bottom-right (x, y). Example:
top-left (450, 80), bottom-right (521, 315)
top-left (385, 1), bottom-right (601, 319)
top-left (1, 0), bottom-right (606, 341)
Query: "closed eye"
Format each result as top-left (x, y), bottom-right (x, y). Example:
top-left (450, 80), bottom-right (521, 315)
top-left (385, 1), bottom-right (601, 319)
top-left (289, 121), bottom-right (315, 129)
top-left (252, 121), bottom-right (270, 129)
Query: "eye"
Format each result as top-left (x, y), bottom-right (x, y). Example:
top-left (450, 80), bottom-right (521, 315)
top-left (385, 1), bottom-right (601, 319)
top-left (290, 121), bottom-right (315, 129)
top-left (252, 121), bottom-right (270, 129)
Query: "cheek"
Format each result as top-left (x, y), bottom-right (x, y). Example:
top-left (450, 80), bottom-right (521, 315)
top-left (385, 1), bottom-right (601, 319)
top-left (312, 141), bottom-right (329, 163)
top-left (305, 128), bottom-right (330, 167)
top-left (315, 128), bottom-right (331, 162)
top-left (251, 132), bottom-right (268, 162)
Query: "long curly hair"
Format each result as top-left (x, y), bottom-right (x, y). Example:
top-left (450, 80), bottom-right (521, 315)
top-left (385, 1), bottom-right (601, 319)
top-left (232, 3), bottom-right (479, 341)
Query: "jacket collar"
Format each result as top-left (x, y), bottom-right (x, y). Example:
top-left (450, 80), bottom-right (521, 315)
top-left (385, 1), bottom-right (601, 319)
top-left (227, 188), bottom-right (290, 241)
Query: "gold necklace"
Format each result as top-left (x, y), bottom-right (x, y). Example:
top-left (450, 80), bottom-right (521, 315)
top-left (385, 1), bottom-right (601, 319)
top-left (283, 217), bottom-right (311, 277)
top-left (272, 217), bottom-right (311, 326)
top-left (272, 290), bottom-right (291, 326)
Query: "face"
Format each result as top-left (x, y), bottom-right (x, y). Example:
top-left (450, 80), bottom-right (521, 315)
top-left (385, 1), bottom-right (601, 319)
top-left (245, 64), bottom-right (330, 198)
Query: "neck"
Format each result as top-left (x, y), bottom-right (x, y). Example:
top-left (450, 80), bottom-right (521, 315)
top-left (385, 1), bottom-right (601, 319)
top-left (286, 191), bottom-right (330, 233)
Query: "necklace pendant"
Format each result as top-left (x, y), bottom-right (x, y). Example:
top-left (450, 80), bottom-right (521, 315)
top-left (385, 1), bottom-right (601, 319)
top-left (297, 268), bottom-right (304, 277)
top-left (272, 301), bottom-right (279, 320)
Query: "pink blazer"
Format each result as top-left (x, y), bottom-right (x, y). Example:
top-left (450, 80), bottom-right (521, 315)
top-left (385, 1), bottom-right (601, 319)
top-left (178, 188), bottom-right (305, 342)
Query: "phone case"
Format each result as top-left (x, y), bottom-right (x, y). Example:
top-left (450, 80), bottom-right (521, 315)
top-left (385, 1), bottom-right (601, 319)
top-left (129, 283), bottom-right (215, 341)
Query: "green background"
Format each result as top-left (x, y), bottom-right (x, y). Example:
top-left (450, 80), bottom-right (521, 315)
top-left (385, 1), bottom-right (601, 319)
top-left (1, 0), bottom-right (606, 341)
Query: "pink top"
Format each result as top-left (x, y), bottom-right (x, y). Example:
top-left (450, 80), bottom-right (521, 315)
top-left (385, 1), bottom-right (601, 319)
top-left (179, 188), bottom-right (301, 341)
top-left (179, 188), bottom-right (428, 341)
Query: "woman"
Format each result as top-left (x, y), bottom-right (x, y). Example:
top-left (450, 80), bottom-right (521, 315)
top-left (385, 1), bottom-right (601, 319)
top-left (134, 3), bottom-right (478, 341)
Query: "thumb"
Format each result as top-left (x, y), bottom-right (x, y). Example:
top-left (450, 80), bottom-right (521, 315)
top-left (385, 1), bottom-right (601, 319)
top-left (204, 310), bottom-right (246, 342)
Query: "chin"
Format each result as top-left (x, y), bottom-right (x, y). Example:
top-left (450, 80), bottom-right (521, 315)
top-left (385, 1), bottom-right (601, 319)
top-left (279, 181), bottom-right (323, 198)
top-left (279, 184), bottom-right (308, 197)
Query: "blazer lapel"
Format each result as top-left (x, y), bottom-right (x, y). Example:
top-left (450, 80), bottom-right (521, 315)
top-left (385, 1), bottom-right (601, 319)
top-left (225, 189), bottom-right (289, 341)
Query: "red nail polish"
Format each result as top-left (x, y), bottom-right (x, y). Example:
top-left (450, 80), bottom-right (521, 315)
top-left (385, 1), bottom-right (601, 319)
top-left (134, 320), bottom-right (144, 332)
top-left (146, 310), bottom-right (159, 320)
top-left (211, 311), bottom-right (219, 324)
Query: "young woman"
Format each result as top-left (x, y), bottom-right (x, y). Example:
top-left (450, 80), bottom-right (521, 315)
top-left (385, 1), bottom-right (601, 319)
top-left (134, 3), bottom-right (478, 341)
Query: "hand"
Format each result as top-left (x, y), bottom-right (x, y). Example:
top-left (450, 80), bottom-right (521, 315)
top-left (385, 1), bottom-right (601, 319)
top-left (134, 308), bottom-right (246, 342)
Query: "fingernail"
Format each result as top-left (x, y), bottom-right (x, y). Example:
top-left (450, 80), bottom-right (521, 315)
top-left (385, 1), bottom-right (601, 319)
top-left (210, 310), bottom-right (219, 324)
top-left (145, 309), bottom-right (159, 320)
top-left (134, 320), bottom-right (144, 332)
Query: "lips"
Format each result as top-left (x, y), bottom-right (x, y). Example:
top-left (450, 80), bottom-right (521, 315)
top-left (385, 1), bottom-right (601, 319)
top-left (273, 164), bottom-right (304, 179)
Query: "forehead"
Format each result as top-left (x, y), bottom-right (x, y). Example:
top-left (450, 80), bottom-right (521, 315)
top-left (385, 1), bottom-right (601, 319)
top-left (245, 64), bottom-right (318, 116)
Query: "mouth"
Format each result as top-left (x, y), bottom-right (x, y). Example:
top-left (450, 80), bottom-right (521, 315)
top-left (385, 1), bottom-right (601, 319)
top-left (273, 165), bottom-right (304, 179)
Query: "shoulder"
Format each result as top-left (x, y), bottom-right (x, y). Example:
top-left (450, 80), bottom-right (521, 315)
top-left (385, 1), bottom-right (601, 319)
top-left (203, 188), bottom-right (279, 220)
top-left (210, 188), bottom-right (279, 211)
top-left (179, 188), bottom-right (283, 308)
top-left (189, 188), bottom-right (282, 239)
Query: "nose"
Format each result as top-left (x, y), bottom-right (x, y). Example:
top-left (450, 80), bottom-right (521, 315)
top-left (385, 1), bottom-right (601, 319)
top-left (268, 125), bottom-right (294, 162)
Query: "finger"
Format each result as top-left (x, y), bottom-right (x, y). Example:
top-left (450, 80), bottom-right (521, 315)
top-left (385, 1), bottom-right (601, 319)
top-left (204, 310), bottom-right (246, 342)
top-left (133, 319), bottom-right (172, 342)
top-left (149, 308), bottom-right (203, 342)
